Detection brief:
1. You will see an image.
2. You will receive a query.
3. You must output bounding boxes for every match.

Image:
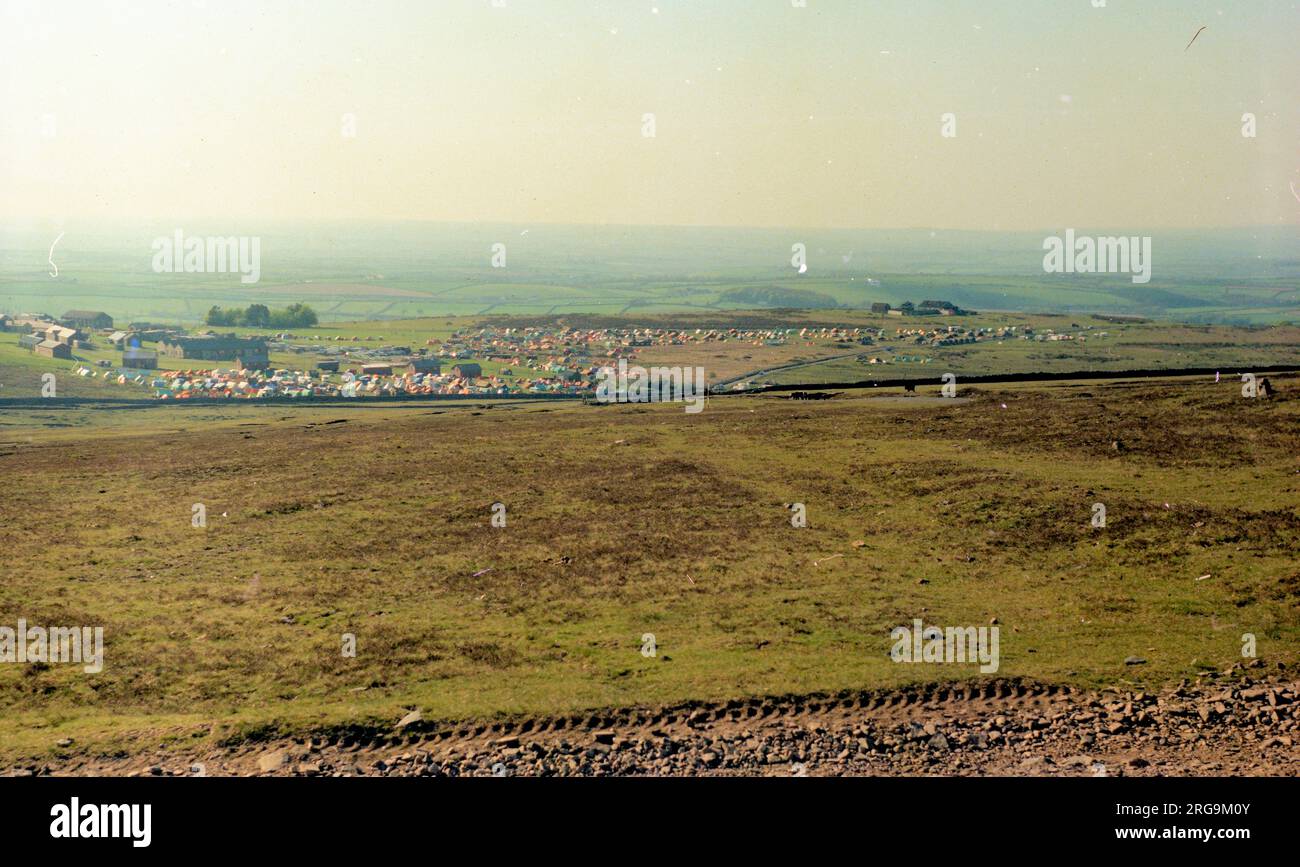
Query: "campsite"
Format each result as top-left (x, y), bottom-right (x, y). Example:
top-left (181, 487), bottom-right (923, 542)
top-left (4, 309), bottom-right (1299, 403)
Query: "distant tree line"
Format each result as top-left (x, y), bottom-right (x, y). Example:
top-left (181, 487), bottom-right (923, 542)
top-left (205, 303), bottom-right (318, 328)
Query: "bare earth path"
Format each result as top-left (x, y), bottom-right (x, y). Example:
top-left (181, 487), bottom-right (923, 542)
top-left (14, 666), bottom-right (1297, 778)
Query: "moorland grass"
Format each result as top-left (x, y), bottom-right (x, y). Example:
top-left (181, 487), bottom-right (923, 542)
top-left (0, 375), bottom-right (1296, 762)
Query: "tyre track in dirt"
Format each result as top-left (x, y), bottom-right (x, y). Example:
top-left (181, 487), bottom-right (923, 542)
top-left (15, 665), bottom-right (1299, 777)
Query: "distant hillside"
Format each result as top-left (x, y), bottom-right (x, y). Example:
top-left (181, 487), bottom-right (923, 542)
top-left (1, 221), bottom-right (1296, 324)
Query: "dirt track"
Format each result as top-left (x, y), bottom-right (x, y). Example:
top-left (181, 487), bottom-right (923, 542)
top-left (15, 665), bottom-right (1298, 778)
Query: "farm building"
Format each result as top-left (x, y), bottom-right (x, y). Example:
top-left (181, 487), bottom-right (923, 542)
top-left (7, 316), bottom-right (53, 334)
top-left (130, 328), bottom-right (178, 342)
top-left (107, 331), bottom-right (130, 348)
top-left (158, 335), bottom-right (267, 361)
top-left (236, 345), bottom-right (270, 370)
top-left (316, 359), bottom-right (340, 372)
top-left (43, 325), bottom-right (79, 344)
top-left (122, 348), bottom-right (158, 369)
top-left (451, 362), bottom-right (482, 379)
top-left (362, 363), bottom-right (393, 376)
top-left (35, 339), bottom-right (72, 359)
top-left (62, 310), bottom-right (113, 330)
top-left (871, 302), bottom-right (891, 315)
top-left (18, 333), bottom-right (42, 351)
top-left (406, 358), bottom-right (441, 375)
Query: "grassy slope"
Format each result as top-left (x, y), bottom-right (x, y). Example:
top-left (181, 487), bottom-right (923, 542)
top-left (0, 375), bottom-right (1296, 762)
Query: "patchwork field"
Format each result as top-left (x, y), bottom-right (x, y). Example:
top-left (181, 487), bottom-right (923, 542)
top-left (3, 223), bottom-right (1298, 326)
top-left (1, 372), bottom-right (1297, 769)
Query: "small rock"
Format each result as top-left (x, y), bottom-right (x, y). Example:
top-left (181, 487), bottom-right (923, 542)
top-left (257, 751), bottom-right (287, 773)
top-left (395, 710), bottom-right (423, 730)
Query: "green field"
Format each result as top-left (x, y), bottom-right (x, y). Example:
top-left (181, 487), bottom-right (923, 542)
top-left (6, 271), bottom-right (1298, 326)
top-left (3, 224), bottom-right (1298, 327)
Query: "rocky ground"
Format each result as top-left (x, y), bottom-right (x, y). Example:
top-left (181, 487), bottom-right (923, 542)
top-left (12, 665), bottom-right (1299, 777)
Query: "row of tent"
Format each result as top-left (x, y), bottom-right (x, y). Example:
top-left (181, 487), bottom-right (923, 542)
top-left (76, 363), bottom-right (591, 400)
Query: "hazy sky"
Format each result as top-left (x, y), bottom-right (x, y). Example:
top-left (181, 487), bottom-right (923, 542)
top-left (2, 0), bottom-right (1297, 230)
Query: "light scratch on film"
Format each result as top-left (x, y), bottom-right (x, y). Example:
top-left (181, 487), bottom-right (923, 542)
top-left (47, 232), bottom-right (64, 277)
